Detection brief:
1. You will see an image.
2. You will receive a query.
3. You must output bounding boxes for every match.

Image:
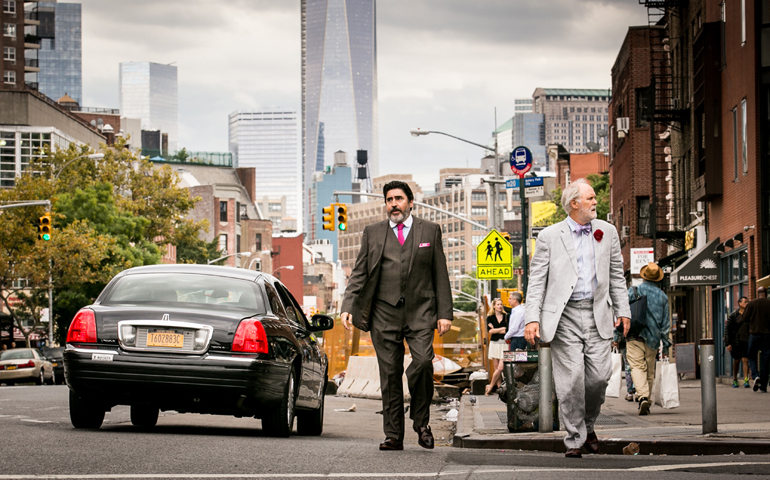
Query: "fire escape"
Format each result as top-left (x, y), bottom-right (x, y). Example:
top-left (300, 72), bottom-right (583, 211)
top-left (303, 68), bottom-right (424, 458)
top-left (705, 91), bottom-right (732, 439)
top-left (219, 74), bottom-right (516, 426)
top-left (640, 1), bottom-right (688, 255)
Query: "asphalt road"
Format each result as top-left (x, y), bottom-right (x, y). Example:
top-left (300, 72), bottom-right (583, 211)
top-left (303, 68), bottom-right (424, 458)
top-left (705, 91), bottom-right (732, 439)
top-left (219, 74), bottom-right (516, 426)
top-left (2, 384), bottom-right (770, 479)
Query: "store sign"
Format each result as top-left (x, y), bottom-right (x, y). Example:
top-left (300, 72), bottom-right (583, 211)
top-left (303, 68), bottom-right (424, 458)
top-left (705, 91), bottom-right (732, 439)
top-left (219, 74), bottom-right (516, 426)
top-left (670, 239), bottom-right (722, 286)
top-left (630, 248), bottom-right (654, 275)
top-left (684, 229), bottom-right (696, 251)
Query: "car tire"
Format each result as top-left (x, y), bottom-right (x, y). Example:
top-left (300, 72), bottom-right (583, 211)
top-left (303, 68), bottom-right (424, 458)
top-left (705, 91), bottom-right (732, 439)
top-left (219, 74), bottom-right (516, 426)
top-left (47, 369), bottom-right (55, 386)
top-left (262, 369), bottom-right (296, 437)
top-left (36, 368), bottom-right (44, 385)
top-left (69, 390), bottom-right (104, 429)
top-left (130, 405), bottom-right (159, 428)
top-left (296, 376), bottom-right (325, 436)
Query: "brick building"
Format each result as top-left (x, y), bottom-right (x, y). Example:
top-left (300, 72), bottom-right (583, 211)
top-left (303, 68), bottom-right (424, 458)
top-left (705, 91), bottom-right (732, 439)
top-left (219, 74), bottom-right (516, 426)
top-left (272, 233), bottom-right (303, 301)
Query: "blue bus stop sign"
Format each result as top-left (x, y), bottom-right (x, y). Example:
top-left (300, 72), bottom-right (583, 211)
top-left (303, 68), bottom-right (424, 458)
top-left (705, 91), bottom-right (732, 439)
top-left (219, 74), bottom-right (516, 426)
top-left (510, 146), bottom-right (533, 176)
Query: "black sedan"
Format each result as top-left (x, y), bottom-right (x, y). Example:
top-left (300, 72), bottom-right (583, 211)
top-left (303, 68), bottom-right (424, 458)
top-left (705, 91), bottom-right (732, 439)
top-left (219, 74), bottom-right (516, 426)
top-left (64, 264), bottom-right (333, 437)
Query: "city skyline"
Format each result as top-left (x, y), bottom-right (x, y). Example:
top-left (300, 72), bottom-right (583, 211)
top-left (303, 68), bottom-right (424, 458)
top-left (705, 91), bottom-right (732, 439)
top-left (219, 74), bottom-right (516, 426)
top-left (75, 0), bottom-right (647, 190)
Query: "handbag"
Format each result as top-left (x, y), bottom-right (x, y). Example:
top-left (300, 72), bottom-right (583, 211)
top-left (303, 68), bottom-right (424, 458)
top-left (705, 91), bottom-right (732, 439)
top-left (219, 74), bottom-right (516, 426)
top-left (626, 286), bottom-right (648, 337)
top-left (650, 358), bottom-right (680, 409)
top-left (605, 347), bottom-right (623, 398)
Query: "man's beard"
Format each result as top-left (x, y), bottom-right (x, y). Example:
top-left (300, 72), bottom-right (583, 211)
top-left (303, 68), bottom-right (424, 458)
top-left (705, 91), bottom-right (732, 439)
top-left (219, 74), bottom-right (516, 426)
top-left (578, 205), bottom-right (597, 223)
top-left (388, 206), bottom-right (410, 223)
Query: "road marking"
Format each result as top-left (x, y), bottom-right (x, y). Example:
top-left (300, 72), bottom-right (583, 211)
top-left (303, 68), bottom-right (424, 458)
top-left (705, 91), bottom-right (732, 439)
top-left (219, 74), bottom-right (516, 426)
top-left (19, 419), bottom-right (53, 423)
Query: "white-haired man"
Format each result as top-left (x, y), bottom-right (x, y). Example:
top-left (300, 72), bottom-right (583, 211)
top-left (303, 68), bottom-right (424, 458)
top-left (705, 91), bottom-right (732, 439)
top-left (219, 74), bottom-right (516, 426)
top-left (524, 178), bottom-right (631, 458)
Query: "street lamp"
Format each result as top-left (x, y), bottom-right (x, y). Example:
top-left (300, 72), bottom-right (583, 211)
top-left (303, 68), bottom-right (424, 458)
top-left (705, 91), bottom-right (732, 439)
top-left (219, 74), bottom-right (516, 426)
top-left (54, 153), bottom-right (105, 180)
top-left (247, 249), bottom-right (273, 271)
top-left (207, 251), bottom-right (251, 265)
top-left (273, 265), bottom-right (295, 274)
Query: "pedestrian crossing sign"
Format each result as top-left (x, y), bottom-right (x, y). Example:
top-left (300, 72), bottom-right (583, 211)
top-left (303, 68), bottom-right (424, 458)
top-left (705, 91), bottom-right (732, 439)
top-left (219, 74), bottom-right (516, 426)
top-left (475, 229), bottom-right (513, 279)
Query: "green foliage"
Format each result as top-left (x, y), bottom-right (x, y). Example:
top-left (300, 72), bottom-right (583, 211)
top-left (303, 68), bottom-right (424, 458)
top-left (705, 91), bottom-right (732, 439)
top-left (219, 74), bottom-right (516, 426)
top-left (174, 219), bottom-right (221, 264)
top-left (172, 147), bottom-right (190, 163)
top-left (453, 273), bottom-right (479, 313)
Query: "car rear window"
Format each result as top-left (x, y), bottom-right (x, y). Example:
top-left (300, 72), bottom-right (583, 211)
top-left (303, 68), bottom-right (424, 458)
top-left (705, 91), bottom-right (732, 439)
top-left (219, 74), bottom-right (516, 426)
top-left (0, 350), bottom-right (34, 360)
top-left (100, 273), bottom-right (266, 314)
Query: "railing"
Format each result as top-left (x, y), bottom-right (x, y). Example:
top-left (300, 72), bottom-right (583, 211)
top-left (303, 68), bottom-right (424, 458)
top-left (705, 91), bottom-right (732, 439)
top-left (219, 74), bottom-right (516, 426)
top-left (24, 11), bottom-right (38, 21)
top-left (73, 106), bottom-right (120, 115)
top-left (142, 150), bottom-right (233, 167)
top-left (25, 81), bottom-right (38, 90)
top-left (24, 58), bottom-right (37, 68)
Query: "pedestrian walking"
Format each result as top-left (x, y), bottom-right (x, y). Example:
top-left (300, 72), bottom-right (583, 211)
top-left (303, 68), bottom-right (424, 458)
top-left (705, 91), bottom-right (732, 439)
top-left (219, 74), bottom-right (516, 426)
top-left (341, 180), bottom-right (452, 451)
top-left (612, 334), bottom-right (636, 402)
top-left (625, 262), bottom-right (671, 416)
top-left (524, 178), bottom-right (631, 458)
top-left (724, 296), bottom-right (751, 388)
top-left (485, 298), bottom-right (508, 390)
top-left (743, 286), bottom-right (770, 393)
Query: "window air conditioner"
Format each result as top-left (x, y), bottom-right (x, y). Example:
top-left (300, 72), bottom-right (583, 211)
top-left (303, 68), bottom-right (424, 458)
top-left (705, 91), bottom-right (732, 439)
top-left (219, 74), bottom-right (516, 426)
top-left (616, 117), bottom-right (630, 134)
top-left (621, 226), bottom-right (631, 238)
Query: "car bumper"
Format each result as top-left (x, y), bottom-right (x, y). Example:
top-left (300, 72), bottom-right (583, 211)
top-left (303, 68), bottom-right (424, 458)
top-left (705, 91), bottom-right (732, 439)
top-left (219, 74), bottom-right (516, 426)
top-left (0, 367), bottom-right (39, 383)
top-left (64, 346), bottom-right (290, 416)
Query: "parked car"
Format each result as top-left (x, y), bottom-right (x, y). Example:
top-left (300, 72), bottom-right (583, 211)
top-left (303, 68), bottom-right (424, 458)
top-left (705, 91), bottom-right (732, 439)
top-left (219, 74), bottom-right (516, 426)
top-left (0, 348), bottom-right (55, 385)
top-left (39, 346), bottom-right (65, 384)
top-left (64, 265), bottom-right (333, 436)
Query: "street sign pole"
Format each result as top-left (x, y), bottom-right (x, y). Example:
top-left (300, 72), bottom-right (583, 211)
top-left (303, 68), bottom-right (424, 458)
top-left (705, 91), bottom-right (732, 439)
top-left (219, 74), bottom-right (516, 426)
top-left (510, 146), bottom-right (533, 297)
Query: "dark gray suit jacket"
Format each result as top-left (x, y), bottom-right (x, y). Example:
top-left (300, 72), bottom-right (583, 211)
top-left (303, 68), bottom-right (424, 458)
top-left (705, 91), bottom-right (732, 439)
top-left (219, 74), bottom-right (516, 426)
top-left (341, 216), bottom-right (453, 332)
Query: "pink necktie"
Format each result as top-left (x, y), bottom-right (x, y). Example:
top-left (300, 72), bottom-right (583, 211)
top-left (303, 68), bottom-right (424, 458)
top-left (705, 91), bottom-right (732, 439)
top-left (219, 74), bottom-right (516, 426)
top-left (397, 223), bottom-right (405, 246)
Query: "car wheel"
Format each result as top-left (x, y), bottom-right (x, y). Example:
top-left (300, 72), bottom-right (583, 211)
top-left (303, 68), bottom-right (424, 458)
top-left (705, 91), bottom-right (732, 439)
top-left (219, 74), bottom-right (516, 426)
top-left (47, 369), bottom-right (55, 386)
top-left (130, 405), bottom-right (159, 428)
top-left (36, 368), bottom-right (44, 385)
top-left (262, 369), bottom-right (296, 437)
top-left (69, 390), bottom-right (105, 429)
top-left (296, 376), bottom-right (325, 436)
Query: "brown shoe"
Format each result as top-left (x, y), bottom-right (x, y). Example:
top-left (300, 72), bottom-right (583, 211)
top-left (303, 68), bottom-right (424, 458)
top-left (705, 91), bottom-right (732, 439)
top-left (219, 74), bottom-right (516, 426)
top-left (565, 448), bottom-right (582, 458)
top-left (584, 431), bottom-right (600, 454)
top-left (414, 425), bottom-right (434, 449)
top-left (379, 437), bottom-right (403, 450)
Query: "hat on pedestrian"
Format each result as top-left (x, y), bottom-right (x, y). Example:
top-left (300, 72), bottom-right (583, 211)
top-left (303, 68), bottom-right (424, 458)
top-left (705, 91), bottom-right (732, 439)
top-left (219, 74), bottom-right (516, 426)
top-left (640, 262), bottom-right (664, 282)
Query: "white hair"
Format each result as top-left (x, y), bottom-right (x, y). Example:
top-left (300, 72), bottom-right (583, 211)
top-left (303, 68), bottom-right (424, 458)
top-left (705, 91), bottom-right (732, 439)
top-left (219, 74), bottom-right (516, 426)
top-left (561, 178), bottom-right (590, 214)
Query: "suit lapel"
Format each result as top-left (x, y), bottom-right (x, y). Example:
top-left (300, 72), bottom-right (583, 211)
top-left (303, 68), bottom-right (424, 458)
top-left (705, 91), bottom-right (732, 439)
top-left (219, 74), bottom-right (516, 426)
top-left (370, 220), bottom-right (390, 273)
top-left (406, 216), bottom-right (422, 278)
top-left (559, 219), bottom-right (578, 273)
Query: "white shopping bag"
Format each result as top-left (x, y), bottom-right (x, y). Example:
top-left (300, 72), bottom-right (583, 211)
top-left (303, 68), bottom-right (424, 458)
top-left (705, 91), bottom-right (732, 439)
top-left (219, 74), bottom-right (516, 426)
top-left (651, 358), bottom-right (680, 409)
top-left (605, 348), bottom-right (623, 398)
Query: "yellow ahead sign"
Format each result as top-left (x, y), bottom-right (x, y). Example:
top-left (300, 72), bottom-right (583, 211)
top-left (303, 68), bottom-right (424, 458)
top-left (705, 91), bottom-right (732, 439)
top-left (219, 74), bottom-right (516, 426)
top-left (475, 229), bottom-right (513, 279)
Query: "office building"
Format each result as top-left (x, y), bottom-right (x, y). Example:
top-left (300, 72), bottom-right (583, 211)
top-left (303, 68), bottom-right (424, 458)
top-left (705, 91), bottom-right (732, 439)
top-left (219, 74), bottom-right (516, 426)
top-left (512, 113), bottom-right (547, 171)
top-left (229, 109), bottom-right (301, 233)
top-left (37, 2), bottom-right (81, 105)
top-left (2, 0), bottom-right (41, 93)
top-left (119, 61), bottom-right (178, 153)
top-left (514, 98), bottom-right (533, 114)
top-left (532, 88), bottom-right (611, 154)
top-left (301, 0), bottom-right (378, 233)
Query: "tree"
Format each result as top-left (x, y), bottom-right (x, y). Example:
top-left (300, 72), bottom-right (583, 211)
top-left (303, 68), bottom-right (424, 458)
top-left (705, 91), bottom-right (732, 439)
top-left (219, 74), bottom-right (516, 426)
top-left (174, 219), bottom-right (221, 264)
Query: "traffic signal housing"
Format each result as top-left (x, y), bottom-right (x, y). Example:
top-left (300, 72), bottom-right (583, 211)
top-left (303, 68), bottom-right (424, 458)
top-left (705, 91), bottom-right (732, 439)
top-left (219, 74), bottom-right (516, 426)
top-left (38, 213), bottom-right (52, 241)
top-left (336, 204), bottom-right (348, 231)
top-left (322, 204), bottom-right (335, 231)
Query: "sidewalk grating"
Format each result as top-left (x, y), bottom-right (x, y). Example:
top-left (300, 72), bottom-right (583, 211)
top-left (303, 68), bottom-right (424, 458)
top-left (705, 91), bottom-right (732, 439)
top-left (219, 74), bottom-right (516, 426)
top-left (496, 412), bottom-right (627, 426)
top-left (600, 426), bottom-right (770, 437)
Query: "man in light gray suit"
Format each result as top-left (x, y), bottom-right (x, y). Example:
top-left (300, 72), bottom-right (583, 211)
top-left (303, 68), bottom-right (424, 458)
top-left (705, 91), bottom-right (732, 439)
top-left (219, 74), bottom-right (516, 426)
top-left (524, 178), bottom-right (631, 458)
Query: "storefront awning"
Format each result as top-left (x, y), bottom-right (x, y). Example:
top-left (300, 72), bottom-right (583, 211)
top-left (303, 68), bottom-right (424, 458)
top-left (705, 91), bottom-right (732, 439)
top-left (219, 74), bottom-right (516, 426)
top-left (757, 275), bottom-right (770, 289)
top-left (669, 238), bottom-right (722, 286)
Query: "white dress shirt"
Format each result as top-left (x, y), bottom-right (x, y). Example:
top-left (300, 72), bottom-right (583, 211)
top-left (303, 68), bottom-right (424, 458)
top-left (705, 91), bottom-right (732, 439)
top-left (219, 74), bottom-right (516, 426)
top-left (565, 216), bottom-right (597, 301)
top-left (505, 304), bottom-right (526, 339)
top-left (389, 214), bottom-right (413, 241)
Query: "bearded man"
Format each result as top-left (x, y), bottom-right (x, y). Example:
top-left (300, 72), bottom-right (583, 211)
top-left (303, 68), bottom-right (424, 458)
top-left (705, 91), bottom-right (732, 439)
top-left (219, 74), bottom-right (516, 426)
top-left (524, 178), bottom-right (631, 458)
top-left (341, 180), bottom-right (453, 451)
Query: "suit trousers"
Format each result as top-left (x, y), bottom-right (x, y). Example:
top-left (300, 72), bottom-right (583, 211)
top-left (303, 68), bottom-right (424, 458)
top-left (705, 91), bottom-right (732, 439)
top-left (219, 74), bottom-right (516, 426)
top-left (626, 340), bottom-right (656, 399)
top-left (551, 299), bottom-right (612, 449)
top-left (370, 298), bottom-right (435, 441)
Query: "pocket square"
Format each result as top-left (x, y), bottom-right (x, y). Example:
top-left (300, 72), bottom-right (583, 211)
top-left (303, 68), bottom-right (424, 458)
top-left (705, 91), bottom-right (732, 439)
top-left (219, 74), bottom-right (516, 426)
top-left (419, 243), bottom-right (430, 247)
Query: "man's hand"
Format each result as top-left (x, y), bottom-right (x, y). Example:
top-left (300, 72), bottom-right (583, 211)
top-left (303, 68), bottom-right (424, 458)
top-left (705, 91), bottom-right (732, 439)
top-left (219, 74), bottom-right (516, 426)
top-left (524, 322), bottom-right (540, 345)
top-left (437, 319), bottom-right (452, 336)
top-left (727, 345), bottom-right (732, 352)
top-left (615, 317), bottom-right (630, 337)
top-left (340, 312), bottom-right (352, 331)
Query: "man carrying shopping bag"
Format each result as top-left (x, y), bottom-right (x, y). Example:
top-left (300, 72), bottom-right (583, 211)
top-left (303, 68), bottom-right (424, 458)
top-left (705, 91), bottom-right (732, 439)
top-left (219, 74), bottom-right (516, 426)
top-left (625, 262), bottom-right (672, 415)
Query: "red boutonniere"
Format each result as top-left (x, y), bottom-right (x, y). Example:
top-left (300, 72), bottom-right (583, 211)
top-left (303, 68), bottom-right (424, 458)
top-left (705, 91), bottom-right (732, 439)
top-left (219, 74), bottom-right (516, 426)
top-left (594, 229), bottom-right (604, 242)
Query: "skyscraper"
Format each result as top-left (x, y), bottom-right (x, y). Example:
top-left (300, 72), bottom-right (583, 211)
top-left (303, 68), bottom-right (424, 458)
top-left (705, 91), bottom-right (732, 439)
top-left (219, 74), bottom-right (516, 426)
top-left (229, 109), bottom-right (301, 232)
top-left (119, 62), bottom-right (178, 153)
top-left (37, 2), bottom-right (81, 105)
top-left (301, 0), bottom-right (378, 233)
top-left (532, 88), bottom-right (611, 154)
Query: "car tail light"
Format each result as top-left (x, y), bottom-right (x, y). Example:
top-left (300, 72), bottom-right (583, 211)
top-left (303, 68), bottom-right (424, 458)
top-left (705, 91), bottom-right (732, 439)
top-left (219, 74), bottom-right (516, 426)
top-left (66, 309), bottom-right (97, 343)
top-left (232, 318), bottom-right (268, 354)
top-left (17, 360), bottom-right (35, 369)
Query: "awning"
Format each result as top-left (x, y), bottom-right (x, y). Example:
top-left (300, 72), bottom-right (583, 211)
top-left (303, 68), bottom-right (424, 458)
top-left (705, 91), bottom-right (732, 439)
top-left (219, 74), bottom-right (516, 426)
top-left (669, 238), bottom-right (722, 286)
top-left (757, 275), bottom-right (770, 289)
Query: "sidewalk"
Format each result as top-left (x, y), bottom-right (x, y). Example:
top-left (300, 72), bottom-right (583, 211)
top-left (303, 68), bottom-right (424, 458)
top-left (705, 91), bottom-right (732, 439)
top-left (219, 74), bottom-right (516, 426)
top-left (453, 378), bottom-right (770, 455)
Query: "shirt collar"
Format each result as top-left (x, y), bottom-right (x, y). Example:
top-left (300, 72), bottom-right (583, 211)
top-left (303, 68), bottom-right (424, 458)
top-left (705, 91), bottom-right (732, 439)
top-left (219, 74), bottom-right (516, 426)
top-left (566, 215), bottom-right (590, 233)
top-left (389, 214), bottom-right (413, 229)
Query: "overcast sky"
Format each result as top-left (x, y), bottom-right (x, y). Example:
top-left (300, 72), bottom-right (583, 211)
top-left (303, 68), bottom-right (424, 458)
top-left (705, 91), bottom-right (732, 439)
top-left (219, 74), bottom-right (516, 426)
top-left (78, 0), bottom-right (648, 190)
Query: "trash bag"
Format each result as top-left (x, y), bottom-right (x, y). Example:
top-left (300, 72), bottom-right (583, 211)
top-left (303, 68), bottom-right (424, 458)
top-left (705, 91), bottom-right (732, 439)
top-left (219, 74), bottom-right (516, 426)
top-left (514, 383), bottom-right (539, 413)
top-left (497, 380), bottom-right (508, 403)
top-left (512, 364), bottom-right (526, 379)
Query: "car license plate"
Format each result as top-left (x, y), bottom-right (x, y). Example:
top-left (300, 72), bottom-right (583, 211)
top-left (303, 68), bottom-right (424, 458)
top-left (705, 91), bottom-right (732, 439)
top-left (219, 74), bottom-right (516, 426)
top-left (52, 362), bottom-right (58, 366)
top-left (147, 330), bottom-right (184, 348)
top-left (7, 365), bottom-right (16, 370)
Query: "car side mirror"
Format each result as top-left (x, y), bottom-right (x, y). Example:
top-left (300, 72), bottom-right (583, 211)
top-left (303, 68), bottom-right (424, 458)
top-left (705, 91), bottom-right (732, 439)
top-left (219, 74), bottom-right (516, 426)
top-left (309, 314), bottom-right (335, 332)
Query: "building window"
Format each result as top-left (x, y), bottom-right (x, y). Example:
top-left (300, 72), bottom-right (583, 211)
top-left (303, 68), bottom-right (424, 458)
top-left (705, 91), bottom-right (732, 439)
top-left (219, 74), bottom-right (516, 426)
top-left (269, 202), bottom-right (282, 212)
top-left (219, 234), bottom-right (228, 254)
top-left (3, 70), bottom-right (15, 84)
top-left (239, 203), bottom-right (247, 220)
top-left (461, 250), bottom-right (465, 261)
top-left (471, 207), bottom-right (487, 216)
top-left (741, 0), bottom-right (746, 45)
top-left (3, 23), bottom-right (15, 37)
top-left (235, 202), bottom-right (240, 223)
top-left (255, 233), bottom-right (262, 251)
top-left (236, 234), bottom-right (241, 254)
top-left (741, 98), bottom-right (748, 174)
top-left (472, 235), bottom-right (484, 246)
top-left (473, 220), bottom-right (487, 231)
top-left (732, 107), bottom-right (739, 181)
top-left (472, 192), bottom-right (486, 202)
top-left (3, 0), bottom-right (15, 14)
top-left (637, 197), bottom-right (651, 236)
top-left (219, 201), bottom-right (227, 222)
top-left (3, 46), bottom-right (14, 62)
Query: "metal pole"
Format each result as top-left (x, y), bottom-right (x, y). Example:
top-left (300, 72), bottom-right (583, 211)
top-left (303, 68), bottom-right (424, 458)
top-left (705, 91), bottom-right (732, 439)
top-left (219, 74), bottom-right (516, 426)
top-left (48, 260), bottom-right (53, 346)
top-left (519, 175), bottom-right (529, 297)
top-left (538, 342), bottom-right (553, 433)
top-left (700, 338), bottom-right (717, 434)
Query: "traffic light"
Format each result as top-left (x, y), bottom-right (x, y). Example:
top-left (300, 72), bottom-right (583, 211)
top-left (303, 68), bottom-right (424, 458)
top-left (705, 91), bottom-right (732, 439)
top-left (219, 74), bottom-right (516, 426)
top-left (336, 204), bottom-right (348, 231)
top-left (322, 204), bottom-right (335, 231)
top-left (38, 213), bottom-right (52, 241)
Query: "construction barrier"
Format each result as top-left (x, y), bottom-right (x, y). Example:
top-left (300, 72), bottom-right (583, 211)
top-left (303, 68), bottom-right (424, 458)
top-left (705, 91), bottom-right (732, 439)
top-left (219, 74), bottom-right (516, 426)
top-left (336, 355), bottom-right (412, 400)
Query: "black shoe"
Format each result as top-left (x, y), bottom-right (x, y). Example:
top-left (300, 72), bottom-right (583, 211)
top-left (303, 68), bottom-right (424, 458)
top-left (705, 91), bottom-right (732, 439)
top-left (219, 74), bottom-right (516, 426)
top-left (565, 448), bottom-right (582, 458)
top-left (753, 377), bottom-right (761, 392)
top-left (638, 397), bottom-right (651, 416)
top-left (379, 437), bottom-right (403, 450)
top-left (414, 425), bottom-right (434, 449)
top-left (584, 431), bottom-right (600, 454)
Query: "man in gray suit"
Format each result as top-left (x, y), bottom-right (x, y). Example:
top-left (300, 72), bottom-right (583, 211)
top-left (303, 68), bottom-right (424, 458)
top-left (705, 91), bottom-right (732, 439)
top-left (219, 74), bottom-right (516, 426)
top-left (341, 180), bottom-right (453, 451)
top-left (524, 178), bottom-right (631, 458)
